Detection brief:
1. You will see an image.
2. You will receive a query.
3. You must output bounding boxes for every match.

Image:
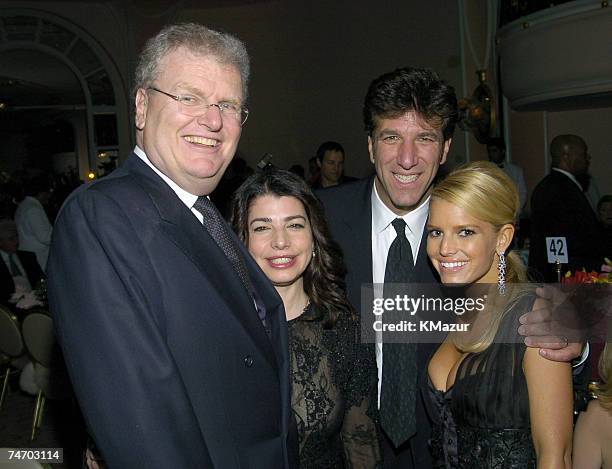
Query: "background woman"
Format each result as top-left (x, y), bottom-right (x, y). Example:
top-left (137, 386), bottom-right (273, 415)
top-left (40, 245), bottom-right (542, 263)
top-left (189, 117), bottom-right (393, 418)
top-left (230, 168), bottom-right (380, 468)
top-left (573, 342), bottom-right (612, 468)
top-left (423, 161), bottom-right (573, 468)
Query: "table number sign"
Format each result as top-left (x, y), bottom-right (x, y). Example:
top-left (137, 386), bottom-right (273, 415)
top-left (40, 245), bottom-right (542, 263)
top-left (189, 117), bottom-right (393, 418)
top-left (546, 236), bottom-right (568, 264)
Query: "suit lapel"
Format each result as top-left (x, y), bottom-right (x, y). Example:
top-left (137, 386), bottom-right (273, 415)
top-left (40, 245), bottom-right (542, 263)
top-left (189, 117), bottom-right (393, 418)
top-left (242, 245), bottom-right (285, 367)
top-left (338, 177), bottom-right (374, 311)
top-left (0, 256), bottom-right (15, 295)
top-left (553, 171), bottom-right (597, 218)
top-left (125, 154), bottom-right (278, 368)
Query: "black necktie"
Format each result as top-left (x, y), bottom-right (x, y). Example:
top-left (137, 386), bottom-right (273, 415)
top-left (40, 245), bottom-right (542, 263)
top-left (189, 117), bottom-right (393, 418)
top-left (8, 253), bottom-right (21, 277)
top-left (379, 218), bottom-right (417, 447)
top-left (193, 197), bottom-right (267, 326)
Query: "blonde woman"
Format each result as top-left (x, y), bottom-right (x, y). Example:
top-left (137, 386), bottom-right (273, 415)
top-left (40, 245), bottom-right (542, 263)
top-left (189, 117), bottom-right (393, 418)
top-left (423, 161), bottom-right (573, 468)
top-left (573, 343), bottom-right (612, 468)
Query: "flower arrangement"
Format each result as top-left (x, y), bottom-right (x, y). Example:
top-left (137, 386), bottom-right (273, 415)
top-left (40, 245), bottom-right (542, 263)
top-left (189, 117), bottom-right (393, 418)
top-left (562, 258), bottom-right (612, 284)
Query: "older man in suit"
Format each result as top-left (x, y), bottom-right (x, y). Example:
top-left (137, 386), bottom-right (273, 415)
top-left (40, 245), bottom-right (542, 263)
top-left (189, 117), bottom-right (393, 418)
top-left (318, 67), bottom-right (583, 468)
top-left (0, 218), bottom-right (44, 305)
top-left (47, 24), bottom-right (296, 469)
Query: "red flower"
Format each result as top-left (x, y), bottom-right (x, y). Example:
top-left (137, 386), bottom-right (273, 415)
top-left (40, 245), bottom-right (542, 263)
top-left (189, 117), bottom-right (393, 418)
top-left (562, 263), bottom-right (611, 284)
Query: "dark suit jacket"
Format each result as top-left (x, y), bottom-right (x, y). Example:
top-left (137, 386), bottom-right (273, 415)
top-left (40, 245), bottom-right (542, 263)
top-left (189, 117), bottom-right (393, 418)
top-left (529, 170), bottom-right (606, 281)
top-left (317, 177), bottom-right (438, 469)
top-left (310, 174), bottom-right (358, 190)
top-left (47, 154), bottom-right (296, 469)
top-left (0, 250), bottom-right (45, 303)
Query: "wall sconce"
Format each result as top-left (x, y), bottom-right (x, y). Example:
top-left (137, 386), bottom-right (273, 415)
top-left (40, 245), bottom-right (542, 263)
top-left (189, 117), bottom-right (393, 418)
top-left (457, 70), bottom-right (496, 144)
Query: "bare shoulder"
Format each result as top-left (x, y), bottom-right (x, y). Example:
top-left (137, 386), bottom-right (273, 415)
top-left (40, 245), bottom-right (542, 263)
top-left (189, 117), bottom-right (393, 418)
top-left (580, 400), bottom-right (612, 431)
top-left (523, 342), bottom-right (571, 379)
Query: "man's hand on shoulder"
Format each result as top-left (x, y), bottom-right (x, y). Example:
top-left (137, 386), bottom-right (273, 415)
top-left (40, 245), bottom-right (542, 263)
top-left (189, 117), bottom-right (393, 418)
top-left (518, 285), bottom-right (585, 362)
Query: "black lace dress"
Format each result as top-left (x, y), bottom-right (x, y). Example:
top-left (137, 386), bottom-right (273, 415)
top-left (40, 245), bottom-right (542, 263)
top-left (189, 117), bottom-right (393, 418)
top-left (288, 304), bottom-right (381, 468)
top-left (422, 292), bottom-right (538, 468)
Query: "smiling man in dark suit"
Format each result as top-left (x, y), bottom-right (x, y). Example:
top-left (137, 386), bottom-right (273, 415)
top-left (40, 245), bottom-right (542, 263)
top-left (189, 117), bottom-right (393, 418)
top-left (47, 24), bottom-right (295, 469)
top-left (317, 67), bottom-right (584, 468)
top-left (318, 67), bottom-right (454, 468)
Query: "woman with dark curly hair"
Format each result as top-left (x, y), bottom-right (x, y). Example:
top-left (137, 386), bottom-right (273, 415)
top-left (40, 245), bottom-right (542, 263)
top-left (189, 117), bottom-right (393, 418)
top-left (230, 168), bottom-right (380, 468)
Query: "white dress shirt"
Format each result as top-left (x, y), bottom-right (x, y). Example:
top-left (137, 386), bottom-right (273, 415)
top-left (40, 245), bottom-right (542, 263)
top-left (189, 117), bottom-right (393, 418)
top-left (134, 146), bottom-right (204, 222)
top-left (14, 196), bottom-right (52, 270)
top-left (371, 181), bottom-right (430, 407)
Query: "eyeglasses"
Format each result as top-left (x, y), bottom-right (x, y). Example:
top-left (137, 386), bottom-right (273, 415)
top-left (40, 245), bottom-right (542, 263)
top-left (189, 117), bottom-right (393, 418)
top-left (147, 86), bottom-right (249, 126)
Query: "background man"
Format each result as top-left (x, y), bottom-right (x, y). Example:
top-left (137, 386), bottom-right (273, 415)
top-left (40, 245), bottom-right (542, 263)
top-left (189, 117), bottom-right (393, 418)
top-left (0, 218), bottom-right (44, 305)
top-left (530, 134), bottom-right (607, 281)
top-left (310, 140), bottom-right (355, 188)
top-left (486, 137), bottom-right (527, 213)
top-left (14, 175), bottom-right (53, 269)
top-left (318, 67), bottom-right (582, 468)
top-left (48, 23), bottom-right (295, 469)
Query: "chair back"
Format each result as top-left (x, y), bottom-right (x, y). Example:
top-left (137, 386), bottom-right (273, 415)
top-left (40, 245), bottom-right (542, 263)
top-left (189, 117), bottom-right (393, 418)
top-left (21, 312), bottom-right (61, 369)
top-left (22, 313), bottom-right (71, 400)
top-left (0, 305), bottom-right (24, 357)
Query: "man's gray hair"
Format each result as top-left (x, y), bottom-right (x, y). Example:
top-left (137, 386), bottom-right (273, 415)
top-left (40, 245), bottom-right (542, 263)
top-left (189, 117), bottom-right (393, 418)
top-left (133, 23), bottom-right (250, 100)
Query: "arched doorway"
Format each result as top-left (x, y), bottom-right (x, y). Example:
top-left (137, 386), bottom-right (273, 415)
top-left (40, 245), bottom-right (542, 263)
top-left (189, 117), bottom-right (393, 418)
top-left (0, 9), bottom-right (130, 181)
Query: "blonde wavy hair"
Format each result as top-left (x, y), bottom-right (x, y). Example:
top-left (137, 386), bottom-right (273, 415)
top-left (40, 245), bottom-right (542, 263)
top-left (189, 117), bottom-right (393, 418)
top-left (431, 161), bottom-right (529, 352)
top-left (595, 343), bottom-right (612, 411)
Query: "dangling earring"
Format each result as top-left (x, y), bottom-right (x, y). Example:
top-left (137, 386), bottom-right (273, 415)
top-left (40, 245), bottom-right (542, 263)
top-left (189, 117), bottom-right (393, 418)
top-left (497, 251), bottom-right (506, 295)
top-left (312, 249), bottom-right (316, 259)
